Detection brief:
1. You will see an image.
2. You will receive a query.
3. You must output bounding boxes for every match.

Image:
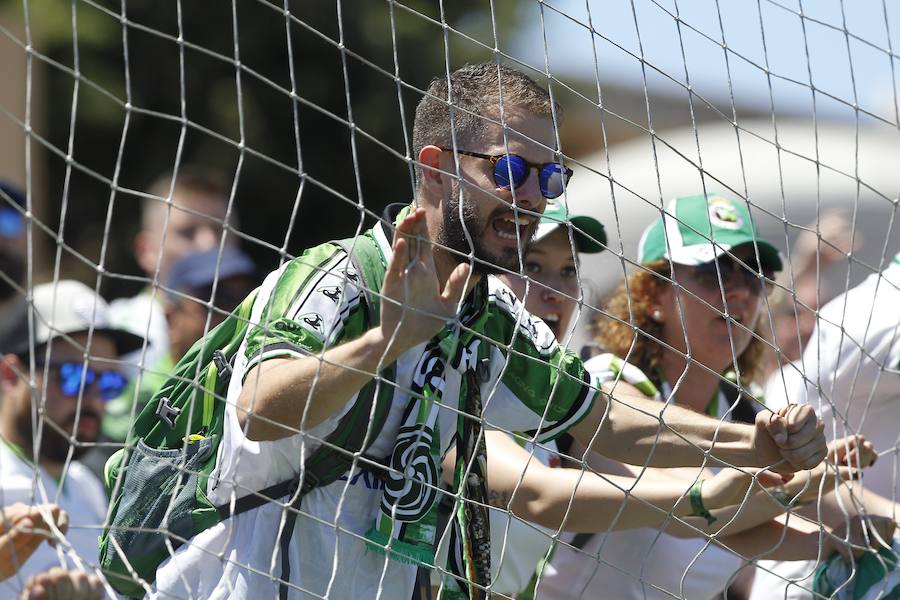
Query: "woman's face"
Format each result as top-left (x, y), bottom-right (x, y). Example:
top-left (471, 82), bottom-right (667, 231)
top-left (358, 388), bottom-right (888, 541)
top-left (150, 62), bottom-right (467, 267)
top-left (499, 227), bottom-right (581, 340)
top-left (657, 244), bottom-right (773, 372)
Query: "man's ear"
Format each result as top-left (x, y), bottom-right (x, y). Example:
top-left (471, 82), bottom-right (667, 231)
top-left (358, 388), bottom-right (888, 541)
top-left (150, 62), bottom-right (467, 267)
top-left (418, 145), bottom-right (446, 198)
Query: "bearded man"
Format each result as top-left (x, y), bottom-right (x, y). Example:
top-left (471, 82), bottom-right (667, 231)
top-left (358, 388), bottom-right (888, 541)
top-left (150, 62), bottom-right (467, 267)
top-left (0, 280), bottom-right (141, 595)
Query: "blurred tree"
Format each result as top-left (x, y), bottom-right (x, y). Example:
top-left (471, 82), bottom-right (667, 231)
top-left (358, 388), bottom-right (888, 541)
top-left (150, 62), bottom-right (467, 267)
top-left (3, 0), bottom-right (523, 296)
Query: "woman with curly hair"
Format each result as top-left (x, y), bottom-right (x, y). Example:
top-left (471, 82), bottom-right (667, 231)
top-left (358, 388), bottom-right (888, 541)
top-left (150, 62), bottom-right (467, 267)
top-left (538, 192), bottom-right (891, 600)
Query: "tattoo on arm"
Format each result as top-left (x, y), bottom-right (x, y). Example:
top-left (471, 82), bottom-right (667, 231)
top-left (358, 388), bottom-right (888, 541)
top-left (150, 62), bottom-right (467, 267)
top-left (488, 489), bottom-right (512, 509)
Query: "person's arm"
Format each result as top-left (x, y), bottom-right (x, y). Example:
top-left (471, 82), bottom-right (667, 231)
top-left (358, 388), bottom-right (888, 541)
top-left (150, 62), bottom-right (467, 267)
top-left (717, 512), bottom-right (896, 562)
top-left (475, 432), bottom-right (697, 532)
top-left (449, 432), bottom-right (785, 534)
top-left (568, 379), bottom-right (827, 473)
top-left (663, 435), bottom-right (876, 538)
top-left (238, 207), bottom-right (471, 440)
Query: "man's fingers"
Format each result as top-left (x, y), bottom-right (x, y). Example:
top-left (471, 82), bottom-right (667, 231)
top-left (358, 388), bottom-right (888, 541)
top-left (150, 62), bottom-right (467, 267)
top-left (779, 411), bottom-right (824, 452)
top-left (763, 411), bottom-right (788, 446)
top-left (386, 237), bottom-right (409, 282)
top-left (10, 519), bottom-right (46, 560)
top-left (0, 503), bottom-right (29, 535)
top-left (783, 441), bottom-right (828, 471)
top-left (407, 208), bottom-right (429, 259)
top-left (441, 262), bottom-right (471, 307)
top-left (392, 208), bottom-right (422, 257)
top-left (782, 404), bottom-right (816, 434)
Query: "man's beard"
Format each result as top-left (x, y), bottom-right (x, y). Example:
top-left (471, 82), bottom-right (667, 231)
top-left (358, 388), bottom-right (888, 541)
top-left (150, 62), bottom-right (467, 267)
top-left (439, 183), bottom-right (528, 275)
top-left (14, 404), bottom-right (99, 464)
top-left (0, 252), bottom-right (25, 301)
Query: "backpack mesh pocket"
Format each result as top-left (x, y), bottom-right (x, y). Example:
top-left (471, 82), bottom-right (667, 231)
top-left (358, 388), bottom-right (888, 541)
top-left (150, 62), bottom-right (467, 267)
top-left (103, 436), bottom-right (215, 566)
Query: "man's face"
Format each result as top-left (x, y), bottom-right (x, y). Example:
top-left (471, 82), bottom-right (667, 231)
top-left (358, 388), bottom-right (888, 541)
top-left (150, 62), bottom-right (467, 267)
top-left (437, 109), bottom-right (557, 275)
top-left (13, 333), bottom-right (119, 464)
top-left (138, 189), bottom-right (230, 283)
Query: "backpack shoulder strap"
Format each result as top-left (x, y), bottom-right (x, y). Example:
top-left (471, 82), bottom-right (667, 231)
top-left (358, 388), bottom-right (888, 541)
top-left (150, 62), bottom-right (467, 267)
top-left (332, 234), bottom-right (386, 328)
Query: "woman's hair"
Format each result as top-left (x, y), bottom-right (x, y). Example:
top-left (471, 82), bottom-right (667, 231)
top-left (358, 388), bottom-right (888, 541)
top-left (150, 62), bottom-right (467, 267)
top-left (593, 260), bottom-right (770, 386)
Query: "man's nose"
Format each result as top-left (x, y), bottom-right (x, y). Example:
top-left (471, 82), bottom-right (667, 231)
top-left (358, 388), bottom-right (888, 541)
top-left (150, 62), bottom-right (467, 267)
top-left (509, 168), bottom-right (545, 214)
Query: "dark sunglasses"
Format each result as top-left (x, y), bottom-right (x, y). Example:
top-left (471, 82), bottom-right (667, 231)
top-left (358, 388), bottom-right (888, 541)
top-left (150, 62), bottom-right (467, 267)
top-left (440, 148), bottom-right (573, 199)
top-left (690, 256), bottom-right (775, 294)
top-left (38, 361), bottom-right (128, 401)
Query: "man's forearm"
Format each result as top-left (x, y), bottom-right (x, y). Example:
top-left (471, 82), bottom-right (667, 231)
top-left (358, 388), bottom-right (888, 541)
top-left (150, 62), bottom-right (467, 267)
top-left (237, 327), bottom-right (404, 441)
top-left (482, 432), bottom-right (695, 533)
top-left (570, 383), bottom-right (763, 469)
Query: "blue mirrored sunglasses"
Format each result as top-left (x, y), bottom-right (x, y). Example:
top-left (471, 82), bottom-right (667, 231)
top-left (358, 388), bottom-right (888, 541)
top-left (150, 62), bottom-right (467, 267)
top-left (40, 361), bottom-right (128, 401)
top-left (441, 148), bottom-right (573, 199)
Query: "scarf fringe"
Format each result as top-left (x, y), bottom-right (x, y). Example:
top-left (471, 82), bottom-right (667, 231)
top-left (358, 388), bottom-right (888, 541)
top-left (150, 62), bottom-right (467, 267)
top-left (364, 527), bottom-right (436, 568)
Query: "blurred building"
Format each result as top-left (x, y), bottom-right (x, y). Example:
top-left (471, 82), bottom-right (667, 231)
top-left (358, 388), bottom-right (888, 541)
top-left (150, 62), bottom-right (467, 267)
top-left (561, 111), bottom-right (900, 350)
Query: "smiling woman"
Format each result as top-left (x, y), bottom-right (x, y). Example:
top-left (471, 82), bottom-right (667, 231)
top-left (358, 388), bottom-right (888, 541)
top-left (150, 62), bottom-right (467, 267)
top-left (537, 193), bottom-right (895, 600)
top-left (538, 193), bottom-right (784, 599)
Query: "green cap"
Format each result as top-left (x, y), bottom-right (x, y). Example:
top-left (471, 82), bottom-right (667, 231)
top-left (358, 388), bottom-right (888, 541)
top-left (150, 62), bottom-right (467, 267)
top-left (533, 199), bottom-right (607, 254)
top-left (638, 193), bottom-right (782, 271)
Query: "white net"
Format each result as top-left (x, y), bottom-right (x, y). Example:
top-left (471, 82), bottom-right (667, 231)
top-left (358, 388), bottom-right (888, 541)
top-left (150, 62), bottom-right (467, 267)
top-left (0, 0), bottom-right (898, 599)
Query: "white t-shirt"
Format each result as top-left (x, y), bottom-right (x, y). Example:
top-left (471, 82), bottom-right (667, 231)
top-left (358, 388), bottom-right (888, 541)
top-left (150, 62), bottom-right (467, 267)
top-left (0, 441), bottom-right (109, 597)
top-left (432, 439), bottom-right (560, 596)
top-left (540, 355), bottom-right (744, 600)
top-left (488, 439), bottom-right (560, 595)
top-left (153, 222), bottom-right (599, 600)
top-left (752, 254), bottom-right (900, 600)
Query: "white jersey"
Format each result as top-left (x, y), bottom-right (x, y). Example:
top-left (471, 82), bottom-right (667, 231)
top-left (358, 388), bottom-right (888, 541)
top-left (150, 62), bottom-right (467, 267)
top-left (540, 355), bottom-right (744, 600)
top-left (0, 440), bottom-right (109, 597)
top-left (752, 253), bottom-right (900, 600)
top-left (153, 221), bottom-right (598, 600)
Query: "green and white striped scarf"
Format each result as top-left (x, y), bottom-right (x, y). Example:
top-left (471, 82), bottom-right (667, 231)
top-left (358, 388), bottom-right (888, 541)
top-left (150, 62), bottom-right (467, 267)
top-left (365, 281), bottom-right (493, 598)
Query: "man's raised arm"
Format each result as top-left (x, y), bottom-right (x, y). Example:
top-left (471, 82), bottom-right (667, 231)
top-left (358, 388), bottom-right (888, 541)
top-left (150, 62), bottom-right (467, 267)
top-left (568, 380), bottom-right (827, 473)
top-left (237, 208), bottom-right (470, 441)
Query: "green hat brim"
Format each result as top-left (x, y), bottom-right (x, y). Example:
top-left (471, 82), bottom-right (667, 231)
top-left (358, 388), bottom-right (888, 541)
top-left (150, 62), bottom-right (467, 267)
top-left (533, 215), bottom-right (607, 254)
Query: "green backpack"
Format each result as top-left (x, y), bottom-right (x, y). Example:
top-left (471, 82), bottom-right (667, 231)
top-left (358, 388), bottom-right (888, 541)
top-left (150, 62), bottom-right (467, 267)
top-left (99, 235), bottom-right (394, 597)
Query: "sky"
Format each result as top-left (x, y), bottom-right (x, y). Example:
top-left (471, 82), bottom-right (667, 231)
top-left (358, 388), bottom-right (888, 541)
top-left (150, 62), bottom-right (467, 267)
top-left (510, 0), bottom-right (900, 123)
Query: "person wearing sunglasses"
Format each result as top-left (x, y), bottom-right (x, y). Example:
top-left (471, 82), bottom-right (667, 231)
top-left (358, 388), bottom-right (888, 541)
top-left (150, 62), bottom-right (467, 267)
top-left (0, 280), bottom-right (142, 597)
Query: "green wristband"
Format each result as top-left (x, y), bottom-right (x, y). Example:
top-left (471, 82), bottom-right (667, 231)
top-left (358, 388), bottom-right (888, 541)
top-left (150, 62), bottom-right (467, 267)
top-left (688, 479), bottom-right (717, 526)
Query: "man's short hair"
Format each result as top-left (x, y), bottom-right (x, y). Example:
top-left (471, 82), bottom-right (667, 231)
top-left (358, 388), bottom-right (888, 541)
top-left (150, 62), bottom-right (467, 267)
top-left (412, 63), bottom-right (561, 188)
top-left (141, 168), bottom-right (230, 230)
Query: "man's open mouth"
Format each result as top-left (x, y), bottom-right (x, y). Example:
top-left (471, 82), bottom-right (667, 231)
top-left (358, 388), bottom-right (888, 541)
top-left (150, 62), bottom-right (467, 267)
top-left (492, 214), bottom-right (535, 240)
